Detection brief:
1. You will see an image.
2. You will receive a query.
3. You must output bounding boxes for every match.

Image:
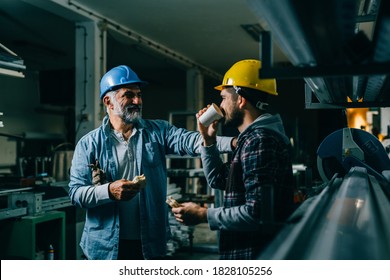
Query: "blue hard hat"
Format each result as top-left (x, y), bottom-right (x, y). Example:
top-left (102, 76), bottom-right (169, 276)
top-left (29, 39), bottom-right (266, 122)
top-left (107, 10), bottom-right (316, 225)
top-left (99, 65), bottom-right (148, 99)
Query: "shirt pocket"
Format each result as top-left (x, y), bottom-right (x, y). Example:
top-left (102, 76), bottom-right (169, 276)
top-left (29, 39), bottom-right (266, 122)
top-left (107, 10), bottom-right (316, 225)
top-left (143, 142), bottom-right (162, 167)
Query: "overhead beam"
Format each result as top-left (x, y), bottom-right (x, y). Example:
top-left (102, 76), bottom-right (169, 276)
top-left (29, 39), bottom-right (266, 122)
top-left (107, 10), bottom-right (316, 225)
top-left (260, 31), bottom-right (390, 79)
top-left (29, 0), bottom-right (222, 81)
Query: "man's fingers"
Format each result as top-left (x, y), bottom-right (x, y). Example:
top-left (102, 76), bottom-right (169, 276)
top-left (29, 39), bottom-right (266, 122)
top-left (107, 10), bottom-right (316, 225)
top-left (122, 182), bottom-right (142, 191)
top-left (174, 213), bottom-right (184, 223)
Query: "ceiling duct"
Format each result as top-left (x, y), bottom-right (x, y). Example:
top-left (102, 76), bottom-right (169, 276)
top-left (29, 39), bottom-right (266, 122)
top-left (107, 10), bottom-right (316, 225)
top-left (247, 0), bottom-right (390, 108)
top-left (0, 43), bottom-right (26, 78)
top-left (363, 0), bottom-right (390, 102)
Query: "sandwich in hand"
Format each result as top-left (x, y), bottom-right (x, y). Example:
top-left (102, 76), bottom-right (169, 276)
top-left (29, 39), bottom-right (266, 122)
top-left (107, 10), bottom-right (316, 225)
top-left (166, 196), bottom-right (182, 208)
top-left (132, 174), bottom-right (146, 188)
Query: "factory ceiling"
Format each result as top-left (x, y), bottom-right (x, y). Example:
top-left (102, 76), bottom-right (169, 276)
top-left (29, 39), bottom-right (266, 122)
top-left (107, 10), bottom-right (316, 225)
top-left (0, 0), bottom-right (389, 108)
top-left (248, 0), bottom-right (390, 108)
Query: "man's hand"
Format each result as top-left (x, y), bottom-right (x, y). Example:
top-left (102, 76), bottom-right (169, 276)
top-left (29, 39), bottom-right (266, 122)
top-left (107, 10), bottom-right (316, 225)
top-left (171, 202), bottom-right (208, 225)
top-left (197, 105), bottom-right (218, 146)
top-left (108, 178), bottom-right (145, 201)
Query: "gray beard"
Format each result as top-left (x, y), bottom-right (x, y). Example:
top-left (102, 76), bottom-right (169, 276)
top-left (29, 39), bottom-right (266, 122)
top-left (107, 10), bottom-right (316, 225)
top-left (113, 105), bottom-right (142, 124)
top-left (123, 112), bottom-right (141, 124)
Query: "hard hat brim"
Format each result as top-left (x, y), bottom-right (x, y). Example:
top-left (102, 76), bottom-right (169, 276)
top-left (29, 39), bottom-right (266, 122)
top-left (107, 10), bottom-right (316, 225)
top-left (214, 85), bottom-right (223, 91)
top-left (214, 84), bottom-right (278, 95)
top-left (101, 80), bottom-right (148, 98)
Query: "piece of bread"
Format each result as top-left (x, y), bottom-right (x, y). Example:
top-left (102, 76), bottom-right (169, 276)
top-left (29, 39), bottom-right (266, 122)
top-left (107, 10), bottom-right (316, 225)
top-left (166, 196), bottom-right (181, 208)
top-left (132, 174), bottom-right (146, 188)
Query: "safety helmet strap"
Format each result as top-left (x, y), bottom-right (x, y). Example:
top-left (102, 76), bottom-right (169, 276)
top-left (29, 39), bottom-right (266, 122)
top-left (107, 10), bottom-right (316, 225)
top-left (234, 86), bottom-right (268, 110)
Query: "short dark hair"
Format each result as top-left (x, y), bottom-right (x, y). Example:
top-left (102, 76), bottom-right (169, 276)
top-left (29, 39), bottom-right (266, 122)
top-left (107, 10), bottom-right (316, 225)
top-left (235, 87), bottom-right (269, 110)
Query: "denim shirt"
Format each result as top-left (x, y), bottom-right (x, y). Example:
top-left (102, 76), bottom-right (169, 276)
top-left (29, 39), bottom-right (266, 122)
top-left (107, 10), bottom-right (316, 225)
top-left (68, 115), bottom-right (233, 260)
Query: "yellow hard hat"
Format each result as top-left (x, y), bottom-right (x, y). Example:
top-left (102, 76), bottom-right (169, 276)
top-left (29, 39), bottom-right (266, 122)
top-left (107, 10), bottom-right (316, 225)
top-left (214, 59), bottom-right (278, 95)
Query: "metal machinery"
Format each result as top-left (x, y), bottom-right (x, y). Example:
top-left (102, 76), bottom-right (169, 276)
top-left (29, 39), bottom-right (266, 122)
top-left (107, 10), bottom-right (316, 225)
top-left (0, 132), bottom-right (73, 222)
top-left (246, 0), bottom-right (390, 259)
top-left (0, 185), bottom-right (73, 221)
top-left (0, 113), bottom-right (80, 259)
top-left (166, 111), bottom-right (224, 256)
top-left (260, 130), bottom-right (390, 259)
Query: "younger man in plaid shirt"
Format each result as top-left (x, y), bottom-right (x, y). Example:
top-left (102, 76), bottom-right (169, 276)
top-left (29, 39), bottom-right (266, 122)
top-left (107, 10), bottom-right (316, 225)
top-left (172, 59), bottom-right (295, 259)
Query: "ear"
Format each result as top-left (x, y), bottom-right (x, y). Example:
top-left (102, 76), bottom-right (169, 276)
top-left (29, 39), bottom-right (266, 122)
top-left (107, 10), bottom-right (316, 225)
top-left (237, 95), bottom-right (247, 109)
top-left (103, 95), bottom-right (112, 108)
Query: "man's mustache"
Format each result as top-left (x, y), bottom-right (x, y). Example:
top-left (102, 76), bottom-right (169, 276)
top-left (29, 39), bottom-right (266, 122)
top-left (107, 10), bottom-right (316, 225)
top-left (126, 105), bottom-right (142, 111)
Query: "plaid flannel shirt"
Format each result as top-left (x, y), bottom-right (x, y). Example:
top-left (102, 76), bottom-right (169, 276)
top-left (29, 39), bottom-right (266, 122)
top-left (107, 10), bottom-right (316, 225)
top-left (207, 115), bottom-right (294, 259)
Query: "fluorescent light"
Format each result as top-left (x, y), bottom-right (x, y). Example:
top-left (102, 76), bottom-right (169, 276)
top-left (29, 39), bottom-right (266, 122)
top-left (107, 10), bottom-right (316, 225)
top-left (0, 67), bottom-right (24, 78)
top-left (0, 42), bottom-right (26, 78)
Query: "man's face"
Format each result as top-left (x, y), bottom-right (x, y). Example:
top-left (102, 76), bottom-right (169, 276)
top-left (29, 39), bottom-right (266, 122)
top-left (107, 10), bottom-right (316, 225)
top-left (220, 87), bottom-right (244, 128)
top-left (111, 85), bottom-right (142, 124)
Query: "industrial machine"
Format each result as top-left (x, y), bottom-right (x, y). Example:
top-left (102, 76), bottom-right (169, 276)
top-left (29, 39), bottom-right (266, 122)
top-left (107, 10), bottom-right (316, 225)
top-left (247, 0), bottom-right (390, 259)
top-left (317, 126), bottom-right (390, 189)
top-left (0, 117), bottom-right (81, 259)
top-left (259, 125), bottom-right (390, 259)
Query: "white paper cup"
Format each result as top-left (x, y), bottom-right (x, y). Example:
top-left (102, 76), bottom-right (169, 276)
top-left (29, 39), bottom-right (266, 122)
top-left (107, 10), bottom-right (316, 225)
top-left (198, 103), bottom-right (224, 127)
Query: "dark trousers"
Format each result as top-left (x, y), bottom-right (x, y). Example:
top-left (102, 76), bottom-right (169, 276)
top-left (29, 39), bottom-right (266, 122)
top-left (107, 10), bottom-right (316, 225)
top-left (118, 239), bottom-right (144, 260)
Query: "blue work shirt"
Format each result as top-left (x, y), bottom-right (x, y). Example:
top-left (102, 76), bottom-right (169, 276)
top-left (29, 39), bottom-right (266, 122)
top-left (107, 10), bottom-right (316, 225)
top-left (68, 115), bottom-right (233, 260)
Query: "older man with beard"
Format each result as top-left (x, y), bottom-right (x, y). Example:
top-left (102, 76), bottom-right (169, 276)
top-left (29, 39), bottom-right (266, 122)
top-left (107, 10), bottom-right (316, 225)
top-left (68, 65), bottom-right (235, 260)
